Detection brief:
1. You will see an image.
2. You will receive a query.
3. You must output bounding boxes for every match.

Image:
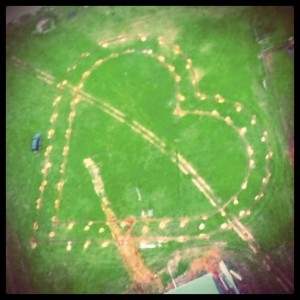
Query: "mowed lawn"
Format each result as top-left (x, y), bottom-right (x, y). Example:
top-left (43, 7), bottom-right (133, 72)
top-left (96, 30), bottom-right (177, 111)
top-left (6, 6), bottom-right (293, 293)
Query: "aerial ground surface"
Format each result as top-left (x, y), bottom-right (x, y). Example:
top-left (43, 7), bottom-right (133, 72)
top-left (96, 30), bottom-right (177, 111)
top-left (6, 6), bottom-right (294, 294)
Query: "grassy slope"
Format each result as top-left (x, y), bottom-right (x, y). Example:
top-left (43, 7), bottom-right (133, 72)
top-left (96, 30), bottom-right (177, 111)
top-left (240, 6), bottom-right (294, 290)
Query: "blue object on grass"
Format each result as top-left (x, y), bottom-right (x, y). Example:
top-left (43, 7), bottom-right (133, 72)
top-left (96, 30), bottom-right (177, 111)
top-left (32, 133), bottom-right (42, 153)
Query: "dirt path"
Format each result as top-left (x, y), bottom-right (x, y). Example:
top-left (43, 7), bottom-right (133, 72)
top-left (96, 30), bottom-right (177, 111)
top-left (165, 248), bottom-right (222, 292)
top-left (84, 158), bottom-right (163, 293)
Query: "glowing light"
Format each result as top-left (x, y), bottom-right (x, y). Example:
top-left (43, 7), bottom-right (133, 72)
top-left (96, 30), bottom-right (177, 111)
top-left (199, 223), bottom-right (205, 230)
top-left (173, 45), bottom-right (181, 54)
top-left (94, 59), bottom-right (103, 67)
top-left (255, 192), bottom-right (264, 201)
top-left (31, 239), bottom-right (37, 249)
top-left (168, 65), bottom-right (175, 72)
top-left (51, 216), bottom-right (58, 224)
top-left (180, 219), bottom-right (189, 228)
top-left (33, 222), bottom-right (39, 230)
top-left (236, 104), bottom-right (242, 112)
top-left (239, 210), bottom-right (246, 217)
top-left (199, 233), bottom-right (210, 239)
top-left (220, 210), bottom-right (226, 216)
top-left (39, 180), bottom-right (48, 191)
top-left (77, 82), bottom-right (84, 89)
top-left (157, 55), bottom-right (165, 62)
top-left (45, 145), bottom-right (53, 157)
top-left (158, 36), bottom-right (164, 45)
top-left (109, 53), bottom-right (118, 59)
top-left (178, 236), bottom-right (186, 242)
top-left (60, 163), bottom-right (66, 174)
top-left (71, 97), bottom-right (80, 106)
top-left (82, 70), bottom-right (92, 79)
top-left (54, 199), bottom-right (60, 209)
top-left (81, 52), bottom-right (90, 58)
top-left (225, 116), bottom-right (233, 125)
top-left (251, 115), bottom-right (257, 125)
top-left (142, 226), bottom-right (149, 234)
top-left (48, 129), bottom-right (55, 139)
top-left (159, 222), bottom-right (166, 229)
top-left (63, 146), bottom-right (69, 156)
top-left (177, 93), bottom-right (185, 101)
top-left (66, 241), bottom-right (72, 251)
top-left (241, 182), bottom-right (247, 190)
top-left (175, 75), bottom-right (181, 83)
top-left (211, 110), bottom-right (220, 117)
top-left (83, 240), bottom-right (91, 250)
top-left (221, 223), bottom-right (228, 229)
top-left (57, 180), bottom-right (65, 192)
top-left (240, 127), bottom-right (247, 137)
top-left (53, 96), bottom-right (62, 106)
top-left (68, 111), bottom-right (76, 123)
top-left (68, 222), bottom-right (75, 230)
top-left (247, 146), bottom-right (253, 156)
top-left (50, 112), bottom-right (58, 123)
top-left (65, 128), bottom-right (71, 139)
top-left (101, 241), bottom-right (109, 248)
top-left (36, 198), bottom-right (41, 208)
top-left (45, 162), bottom-right (52, 169)
top-left (249, 159), bottom-right (255, 168)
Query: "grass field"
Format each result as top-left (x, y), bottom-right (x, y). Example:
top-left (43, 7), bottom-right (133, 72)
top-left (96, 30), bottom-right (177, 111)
top-left (6, 6), bottom-right (294, 294)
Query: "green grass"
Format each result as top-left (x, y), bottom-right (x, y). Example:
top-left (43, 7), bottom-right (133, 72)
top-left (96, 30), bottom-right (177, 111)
top-left (6, 6), bottom-right (293, 294)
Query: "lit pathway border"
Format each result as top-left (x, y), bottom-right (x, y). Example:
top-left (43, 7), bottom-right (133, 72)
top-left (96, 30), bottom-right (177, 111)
top-left (10, 33), bottom-right (291, 292)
